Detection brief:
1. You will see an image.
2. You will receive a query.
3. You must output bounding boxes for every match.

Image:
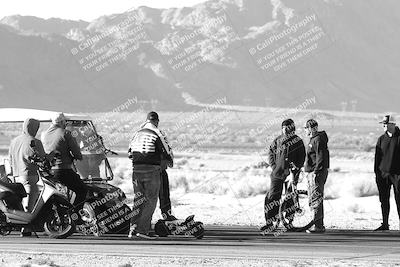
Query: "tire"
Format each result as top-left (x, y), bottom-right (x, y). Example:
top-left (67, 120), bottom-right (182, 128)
top-left (279, 189), bottom-right (314, 232)
top-left (44, 200), bottom-right (75, 239)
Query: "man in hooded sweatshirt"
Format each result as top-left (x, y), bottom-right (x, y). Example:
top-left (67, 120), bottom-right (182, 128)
top-left (9, 118), bottom-right (46, 236)
top-left (304, 119), bottom-right (330, 233)
top-left (374, 115), bottom-right (400, 231)
top-left (41, 113), bottom-right (87, 215)
top-left (261, 119), bottom-right (306, 233)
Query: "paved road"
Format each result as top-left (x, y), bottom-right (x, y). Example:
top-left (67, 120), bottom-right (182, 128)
top-left (0, 226), bottom-right (399, 263)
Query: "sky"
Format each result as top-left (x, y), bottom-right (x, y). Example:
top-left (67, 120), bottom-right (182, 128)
top-left (0, 0), bottom-right (208, 21)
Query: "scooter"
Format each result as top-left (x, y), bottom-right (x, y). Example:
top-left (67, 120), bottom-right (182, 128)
top-left (0, 142), bottom-right (75, 238)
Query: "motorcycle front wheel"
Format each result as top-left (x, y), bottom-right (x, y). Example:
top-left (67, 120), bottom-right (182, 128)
top-left (43, 200), bottom-right (75, 239)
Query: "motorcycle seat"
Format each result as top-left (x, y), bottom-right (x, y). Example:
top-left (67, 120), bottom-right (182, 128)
top-left (0, 180), bottom-right (27, 199)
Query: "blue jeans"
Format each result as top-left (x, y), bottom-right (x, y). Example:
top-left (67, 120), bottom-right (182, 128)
top-left (130, 165), bottom-right (161, 234)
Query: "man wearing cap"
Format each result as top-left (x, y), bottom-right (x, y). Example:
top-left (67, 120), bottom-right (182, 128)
top-left (9, 118), bottom-right (46, 236)
top-left (128, 111), bottom-right (173, 239)
top-left (42, 113), bottom-right (87, 216)
top-left (261, 119), bottom-right (306, 233)
top-left (304, 119), bottom-right (330, 233)
top-left (374, 115), bottom-right (400, 231)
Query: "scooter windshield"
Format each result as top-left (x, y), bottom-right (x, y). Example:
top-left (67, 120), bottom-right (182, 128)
top-left (66, 121), bottom-right (108, 179)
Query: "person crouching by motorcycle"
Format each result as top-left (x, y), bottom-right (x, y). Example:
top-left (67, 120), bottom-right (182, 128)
top-left (9, 118), bottom-right (46, 237)
top-left (261, 119), bottom-right (306, 233)
top-left (128, 111), bottom-right (173, 239)
top-left (41, 113), bottom-right (88, 221)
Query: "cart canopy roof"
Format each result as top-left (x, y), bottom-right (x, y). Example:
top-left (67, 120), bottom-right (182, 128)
top-left (0, 108), bottom-right (92, 123)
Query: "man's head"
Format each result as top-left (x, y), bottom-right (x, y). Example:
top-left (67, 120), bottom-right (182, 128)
top-left (146, 111), bottom-right (159, 127)
top-left (281, 118), bottom-right (295, 136)
top-left (23, 118), bottom-right (40, 137)
top-left (52, 112), bottom-right (66, 129)
top-left (304, 119), bottom-right (318, 137)
top-left (379, 115), bottom-right (396, 134)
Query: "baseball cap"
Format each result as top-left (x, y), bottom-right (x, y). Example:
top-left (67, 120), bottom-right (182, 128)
top-left (52, 112), bottom-right (66, 125)
top-left (379, 115), bottom-right (396, 124)
top-left (147, 111), bottom-right (159, 121)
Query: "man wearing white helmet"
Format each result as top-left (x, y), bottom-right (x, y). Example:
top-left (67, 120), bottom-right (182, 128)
top-left (374, 115), bottom-right (400, 231)
top-left (42, 113), bottom-right (87, 218)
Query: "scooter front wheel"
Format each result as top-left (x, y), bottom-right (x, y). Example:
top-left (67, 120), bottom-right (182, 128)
top-left (44, 200), bottom-right (75, 239)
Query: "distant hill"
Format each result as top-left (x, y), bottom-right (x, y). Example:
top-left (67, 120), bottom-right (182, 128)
top-left (0, 0), bottom-right (399, 113)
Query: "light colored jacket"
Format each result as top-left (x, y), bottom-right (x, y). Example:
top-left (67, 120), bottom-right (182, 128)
top-left (42, 124), bottom-right (82, 169)
top-left (9, 118), bottom-right (46, 177)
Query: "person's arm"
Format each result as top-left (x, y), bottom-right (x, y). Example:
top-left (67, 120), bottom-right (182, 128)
top-left (156, 137), bottom-right (173, 165)
top-left (268, 138), bottom-right (277, 170)
top-left (374, 137), bottom-right (382, 177)
top-left (294, 139), bottom-right (306, 169)
top-left (66, 131), bottom-right (83, 160)
top-left (8, 143), bottom-right (13, 176)
top-left (314, 137), bottom-right (325, 173)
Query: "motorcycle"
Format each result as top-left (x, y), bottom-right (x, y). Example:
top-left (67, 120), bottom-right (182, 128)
top-left (0, 109), bottom-right (132, 237)
top-left (0, 142), bottom-right (75, 238)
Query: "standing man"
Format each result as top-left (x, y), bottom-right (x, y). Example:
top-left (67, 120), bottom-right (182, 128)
top-left (374, 115), bottom-right (400, 231)
top-left (9, 118), bottom-right (46, 237)
top-left (159, 130), bottom-right (177, 221)
top-left (42, 113), bottom-right (87, 216)
top-left (128, 111), bottom-right (173, 239)
top-left (304, 119), bottom-right (330, 233)
top-left (261, 119), bottom-right (306, 233)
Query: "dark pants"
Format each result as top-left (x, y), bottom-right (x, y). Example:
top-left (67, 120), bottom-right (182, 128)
top-left (264, 175), bottom-right (287, 224)
top-left (376, 173), bottom-right (400, 226)
top-left (307, 169), bottom-right (328, 228)
top-left (53, 169), bottom-right (88, 210)
top-left (130, 166), bottom-right (161, 234)
top-left (159, 170), bottom-right (172, 218)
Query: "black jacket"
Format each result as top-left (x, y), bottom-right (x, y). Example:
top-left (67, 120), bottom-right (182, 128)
top-left (304, 131), bottom-right (330, 173)
top-left (375, 127), bottom-right (400, 176)
top-left (268, 133), bottom-right (306, 178)
top-left (128, 128), bottom-right (171, 166)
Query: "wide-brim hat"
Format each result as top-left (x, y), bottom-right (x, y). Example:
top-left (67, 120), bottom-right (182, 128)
top-left (379, 114), bottom-right (396, 124)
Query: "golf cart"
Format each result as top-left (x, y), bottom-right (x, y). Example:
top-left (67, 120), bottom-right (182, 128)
top-left (0, 108), bottom-right (131, 236)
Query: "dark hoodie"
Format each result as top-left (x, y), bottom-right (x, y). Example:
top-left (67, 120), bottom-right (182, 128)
top-left (9, 118), bottom-right (46, 176)
top-left (268, 133), bottom-right (306, 178)
top-left (305, 131), bottom-right (330, 173)
top-left (374, 126), bottom-right (400, 175)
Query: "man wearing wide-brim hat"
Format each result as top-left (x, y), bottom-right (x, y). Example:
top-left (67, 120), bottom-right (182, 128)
top-left (374, 114), bottom-right (400, 231)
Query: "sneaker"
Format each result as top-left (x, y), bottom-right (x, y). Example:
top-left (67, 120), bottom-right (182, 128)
top-left (20, 232), bottom-right (32, 237)
top-left (260, 224), bottom-right (275, 234)
top-left (165, 215), bottom-right (178, 221)
top-left (306, 226), bottom-right (326, 233)
top-left (135, 232), bottom-right (157, 240)
top-left (374, 224), bottom-right (389, 231)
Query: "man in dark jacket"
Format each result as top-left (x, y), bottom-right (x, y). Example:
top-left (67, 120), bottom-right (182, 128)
top-left (374, 115), bottom-right (400, 231)
top-left (42, 113), bottom-right (87, 213)
top-left (304, 119), bottom-right (330, 233)
top-left (9, 118), bottom-right (46, 236)
top-left (261, 119), bottom-right (306, 233)
top-left (128, 111), bottom-right (173, 239)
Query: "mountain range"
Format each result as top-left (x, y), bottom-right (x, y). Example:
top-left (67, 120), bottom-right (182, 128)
top-left (0, 0), bottom-right (399, 113)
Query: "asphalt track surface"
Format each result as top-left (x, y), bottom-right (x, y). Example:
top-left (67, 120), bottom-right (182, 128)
top-left (0, 226), bottom-right (399, 263)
